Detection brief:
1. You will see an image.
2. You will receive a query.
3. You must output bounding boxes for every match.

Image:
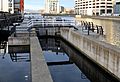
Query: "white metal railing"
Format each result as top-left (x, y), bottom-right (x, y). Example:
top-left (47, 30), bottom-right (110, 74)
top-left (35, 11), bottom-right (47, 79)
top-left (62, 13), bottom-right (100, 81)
top-left (27, 19), bottom-right (78, 27)
top-left (27, 19), bottom-right (33, 27)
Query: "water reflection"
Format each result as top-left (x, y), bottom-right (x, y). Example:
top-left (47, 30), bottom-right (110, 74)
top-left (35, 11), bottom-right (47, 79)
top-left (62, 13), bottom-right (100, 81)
top-left (39, 37), bottom-right (90, 82)
top-left (8, 46), bottom-right (30, 62)
top-left (39, 37), bottom-right (119, 82)
top-left (0, 41), bottom-right (7, 59)
top-left (0, 40), bottom-right (31, 82)
top-left (77, 18), bottom-right (120, 47)
top-left (61, 39), bottom-right (119, 82)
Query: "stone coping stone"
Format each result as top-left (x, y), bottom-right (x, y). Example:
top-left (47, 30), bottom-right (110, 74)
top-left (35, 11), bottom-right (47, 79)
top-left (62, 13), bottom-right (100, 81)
top-left (30, 37), bottom-right (53, 82)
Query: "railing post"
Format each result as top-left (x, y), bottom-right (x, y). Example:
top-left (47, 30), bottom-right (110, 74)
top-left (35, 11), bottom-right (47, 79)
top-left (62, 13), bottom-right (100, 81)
top-left (96, 25), bottom-right (99, 34)
top-left (62, 19), bottom-right (64, 27)
top-left (42, 19), bottom-right (44, 27)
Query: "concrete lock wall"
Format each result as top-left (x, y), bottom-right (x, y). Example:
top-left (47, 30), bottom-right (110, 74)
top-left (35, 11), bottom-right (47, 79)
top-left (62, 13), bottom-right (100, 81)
top-left (30, 37), bottom-right (53, 82)
top-left (8, 37), bottom-right (30, 46)
top-left (60, 28), bottom-right (120, 79)
top-left (38, 28), bottom-right (60, 36)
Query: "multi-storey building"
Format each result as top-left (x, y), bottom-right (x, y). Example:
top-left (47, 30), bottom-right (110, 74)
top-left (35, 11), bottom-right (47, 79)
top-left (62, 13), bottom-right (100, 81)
top-left (0, 0), bottom-right (24, 14)
top-left (60, 6), bottom-right (65, 13)
top-left (75, 0), bottom-right (113, 16)
top-left (14, 0), bottom-right (24, 15)
top-left (0, 0), bottom-right (14, 13)
top-left (114, 0), bottom-right (120, 15)
top-left (45, 0), bottom-right (60, 14)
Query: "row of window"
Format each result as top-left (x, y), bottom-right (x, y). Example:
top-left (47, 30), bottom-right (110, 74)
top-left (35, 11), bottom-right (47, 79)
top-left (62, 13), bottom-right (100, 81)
top-left (75, 0), bottom-right (111, 2)
top-left (75, 6), bottom-right (112, 9)
top-left (75, 6), bottom-right (112, 8)
top-left (75, 9), bottom-right (112, 13)
top-left (76, 4), bottom-right (112, 7)
top-left (76, 2), bottom-right (112, 4)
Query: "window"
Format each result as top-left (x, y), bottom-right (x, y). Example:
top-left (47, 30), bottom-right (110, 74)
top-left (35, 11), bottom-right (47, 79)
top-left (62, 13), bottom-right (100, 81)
top-left (14, 0), bottom-right (20, 3)
top-left (100, 9), bottom-right (105, 14)
top-left (9, 3), bottom-right (12, 7)
top-left (97, 6), bottom-right (99, 8)
top-left (101, 2), bottom-right (105, 4)
top-left (101, 6), bottom-right (105, 8)
top-left (107, 9), bottom-right (112, 13)
top-left (107, 3), bottom-right (112, 4)
top-left (107, 6), bottom-right (112, 8)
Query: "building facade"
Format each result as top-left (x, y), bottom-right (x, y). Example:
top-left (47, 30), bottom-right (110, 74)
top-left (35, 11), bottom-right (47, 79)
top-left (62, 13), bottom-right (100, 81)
top-left (75, 0), bottom-right (114, 16)
top-left (64, 8), bottom-right (75, 14)
top-left (60, 6), bottom-right (65, 13)
top-left (14, 0), bottom-right (24, 15)
top-left (0, 0), bottom-right (24, 14)
top-left (114, 0), bottom-right (120, 15)
top-left (45, 0), bottom-right (60, 14)
top-left (0, 0), bottom-right (14, 13)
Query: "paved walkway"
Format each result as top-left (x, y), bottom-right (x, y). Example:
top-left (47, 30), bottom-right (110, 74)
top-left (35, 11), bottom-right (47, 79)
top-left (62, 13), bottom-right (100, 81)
top-left (74, 25), bottom-right (106, 42)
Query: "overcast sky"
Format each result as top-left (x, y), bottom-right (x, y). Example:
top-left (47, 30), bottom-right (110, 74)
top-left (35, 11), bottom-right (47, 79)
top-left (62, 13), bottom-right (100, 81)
top-left (24, 0), bottom-right (74, 10)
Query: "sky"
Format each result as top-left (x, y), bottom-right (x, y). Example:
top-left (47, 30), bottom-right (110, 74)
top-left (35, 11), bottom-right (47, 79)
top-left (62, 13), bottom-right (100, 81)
top-left (24, 0), bottom-right (74, 10)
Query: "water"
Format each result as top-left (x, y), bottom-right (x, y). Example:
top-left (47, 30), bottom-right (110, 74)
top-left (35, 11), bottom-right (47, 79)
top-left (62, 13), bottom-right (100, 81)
top-left (39, 37), bottom-right (90, 82)
top-left (77, 18), bottom-right (120, 47)
top-left (39, 37), bottom-right (119, 82)
top-left (0, 41), bottom-right (31, 82)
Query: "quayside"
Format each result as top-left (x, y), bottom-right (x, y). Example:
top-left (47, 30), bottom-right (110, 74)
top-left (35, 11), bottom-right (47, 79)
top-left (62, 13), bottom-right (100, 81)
top-left (38, 36), bottom-right (119, 82)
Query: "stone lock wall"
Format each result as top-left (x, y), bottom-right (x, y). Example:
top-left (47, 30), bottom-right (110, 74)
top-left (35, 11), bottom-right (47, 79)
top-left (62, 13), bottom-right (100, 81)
top-left (60, 28), bottom-right (120, 79)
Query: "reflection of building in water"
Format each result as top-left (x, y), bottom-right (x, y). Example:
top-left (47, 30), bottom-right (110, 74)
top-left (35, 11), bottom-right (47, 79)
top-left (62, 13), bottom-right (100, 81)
top-left (61, 40), bottom-right (119, 82)
top-left (39, 37), bottom-right (73, 66)
top-left (0, 41), bottom-right (7, 55)
top-left (9, 53), bottom-right (30, 62)
top-left (8, 46), bottom-right (30, 62)
top-left (39, 37), bottom-right (62, 52)
top-left (45, 0), bottom-right (60, 14)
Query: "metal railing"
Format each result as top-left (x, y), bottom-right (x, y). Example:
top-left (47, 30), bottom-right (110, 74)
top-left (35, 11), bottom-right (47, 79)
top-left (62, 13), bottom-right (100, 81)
top-left (27, 19), bottom-right (77, 27)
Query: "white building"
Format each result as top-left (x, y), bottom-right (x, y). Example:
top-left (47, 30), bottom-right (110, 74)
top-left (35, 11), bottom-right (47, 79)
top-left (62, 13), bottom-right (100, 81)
top-left (0, 0), bottom-right (14, 13)
top-left (114, 0), bottom-right (120, 15)
top-left (75, 0), bottom-right (114, 16)
top-left (45, 0), bottom-right (60, 14)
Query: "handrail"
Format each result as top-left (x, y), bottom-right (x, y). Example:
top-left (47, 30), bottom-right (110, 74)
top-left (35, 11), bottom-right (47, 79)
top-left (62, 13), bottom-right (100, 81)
top-left (28, 19), bottom-right (76, 27)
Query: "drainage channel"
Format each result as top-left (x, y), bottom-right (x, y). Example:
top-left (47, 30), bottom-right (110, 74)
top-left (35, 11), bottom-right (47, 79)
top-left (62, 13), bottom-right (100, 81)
top-left (39, 37), bottom-right (119, 82)
top-left (39, 37), bottom-right (90, 82)
top-left (0, 40), bottom-right (31, 82)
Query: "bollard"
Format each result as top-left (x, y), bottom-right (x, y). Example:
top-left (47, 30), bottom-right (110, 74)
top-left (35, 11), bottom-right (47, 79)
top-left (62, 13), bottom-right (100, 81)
top-left (85, 22), bottom-right (88, 30)
top-left (96, 25), bottom-right (99, 34)
top-left (87, 24), bottom-right (91, 35)
top-left (99, 26), bottom-right (104, 35)
top-left (91, 22), bottom-right (95, 32)
top-left (81, 21), bottom-right (83, 26)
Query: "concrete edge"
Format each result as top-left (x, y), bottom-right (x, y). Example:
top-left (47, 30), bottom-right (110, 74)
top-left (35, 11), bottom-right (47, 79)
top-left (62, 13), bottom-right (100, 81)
top-left (60, 35), bottom-right (120, 81)
top-left (30, 37), bottom-right (53, 82)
